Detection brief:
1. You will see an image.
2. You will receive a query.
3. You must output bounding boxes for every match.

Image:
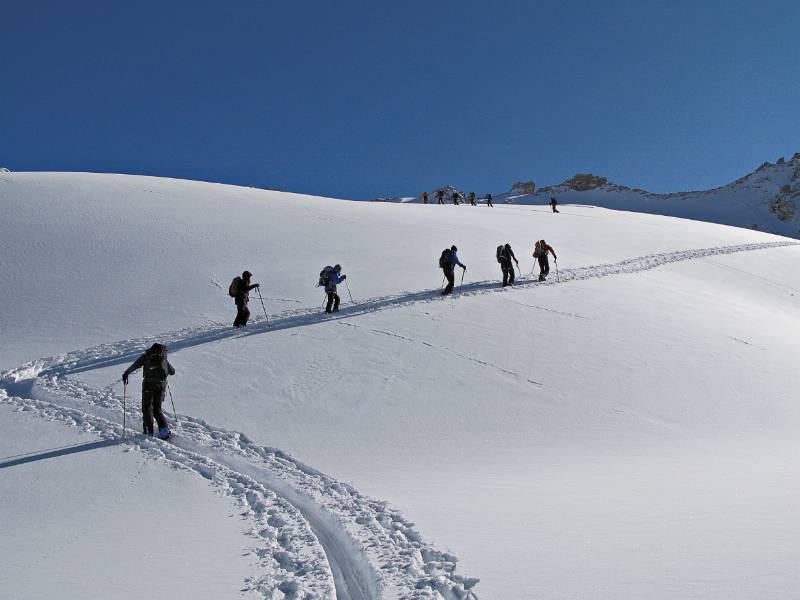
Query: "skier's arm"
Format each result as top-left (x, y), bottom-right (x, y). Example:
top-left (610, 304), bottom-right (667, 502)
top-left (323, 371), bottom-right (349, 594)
top-left (122, 354), bottom-right (145, 382)
top-left (246, 283), bottom-right (260, 292)
top-left (167, 361), bottom-right (175, 376)
top-left (510, 249), bottom-right (518, 263)
top-left (548, 246), bottom-right (557, 259)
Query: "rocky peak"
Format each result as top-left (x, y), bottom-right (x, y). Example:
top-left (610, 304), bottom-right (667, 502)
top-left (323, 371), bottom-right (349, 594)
top-left (509, 180), bottom-right (536, 195)
top-left (561, 173), bottom-right (608, 191)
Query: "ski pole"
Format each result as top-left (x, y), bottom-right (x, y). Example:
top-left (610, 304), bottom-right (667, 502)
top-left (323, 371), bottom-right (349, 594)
top-left (555, 258), bottom-right (560, 283)
top-left (122, 381), bottom-right (127, 439)
top-left (256, 288), bottom-right (270, 327)
top-left (344, 280), bottom-right (354, 304)
top-left (459, 268), bottom-right (465, 292)
top-left (167, 383), bottom-right (178, 428)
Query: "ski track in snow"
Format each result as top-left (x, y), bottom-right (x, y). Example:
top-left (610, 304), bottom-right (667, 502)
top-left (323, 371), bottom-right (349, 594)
top-left (0, 240), bottom-right (794, 599)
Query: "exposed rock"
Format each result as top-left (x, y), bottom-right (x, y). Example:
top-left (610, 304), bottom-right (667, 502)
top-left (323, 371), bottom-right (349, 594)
top-left (793, 152), bottom-right (800, 162)
top-left (562, 173), bottom-right (608, 191)
top-left (769, 195), bottom-right (796, 222)
top-left (509, 180), bottom-right (536, 195)
top-left (757, 161), bottom-right (774, 171)
top-left (0, 167), bottom-right (9, 172)
top-left (777, 157), bottom-right (785, 164)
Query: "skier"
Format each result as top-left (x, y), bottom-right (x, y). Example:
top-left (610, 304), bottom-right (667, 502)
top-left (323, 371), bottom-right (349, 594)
top-left (468, 192), bottom-right (476, 206)
top-left (422, 191), bottom-right (429, 204)
top-left (452, 191), bottom-right (460, 205)
top-left (533, 239), bottom-right (557, 281)
top-left (550, 196), bottom-right (559, 213)
top-left (320, 264), bottom-right (347, 313)
top-left (497, 243), bottom-right (519, 287)
top-left (436, 189), bottom-right (445, 204)
top-left (439, 245), bottom-right (466, 295)
top-left (230, 270), bottom-right (260, 328)
top-left (122, 343), bottom-right (175, 440)
top-left (486, 193), bottom-right (494, 207)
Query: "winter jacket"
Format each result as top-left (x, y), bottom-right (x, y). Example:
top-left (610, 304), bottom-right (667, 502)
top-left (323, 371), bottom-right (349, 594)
top-left (325, 270), bottom-right (345, 293)
top-left (449, 251), bottom-right (466, 270)
top-left (124, 351), bottom-right (175, 384)
top-left (235, 279), bottom-right (258, 305)
top-left (500, 247), bottom-right (517, 266)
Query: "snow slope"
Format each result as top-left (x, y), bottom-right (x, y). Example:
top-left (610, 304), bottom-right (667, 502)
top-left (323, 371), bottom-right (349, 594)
top-left (2, 172), bottom-right (799, 598)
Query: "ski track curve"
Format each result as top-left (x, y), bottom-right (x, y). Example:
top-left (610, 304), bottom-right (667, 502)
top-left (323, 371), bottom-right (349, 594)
top-left (0, 240), bottom-right (794, 598)
top-left (0, 374), bottom-right (480, 600)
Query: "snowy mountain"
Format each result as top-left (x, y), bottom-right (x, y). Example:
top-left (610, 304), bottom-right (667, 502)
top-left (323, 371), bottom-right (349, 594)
top-left (388, 154), bottom-right (800, 238)
top-left (2, 172), bottom-right (799, 599)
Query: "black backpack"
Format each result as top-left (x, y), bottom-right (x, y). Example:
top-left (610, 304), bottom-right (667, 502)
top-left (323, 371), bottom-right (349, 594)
top-left (496, 245), bottom-right (506, 263)
top-left (438, 248), bottom-right (451, 269)
top-left (318, 266), bottom-right (334, 287)
top-left (144, 344), bottom-right (168, 381)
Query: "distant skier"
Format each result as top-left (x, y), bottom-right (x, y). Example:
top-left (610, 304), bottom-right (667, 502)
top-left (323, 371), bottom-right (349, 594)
top-left (452, 191), bottom-right (460, 205)
top-left (320, 264), bottom-right (347, 313)
top-left (533, 239), bottom-right (557, 281)
top-left (122, 343), bottom-right (175, 440)
top-left (436, 189), bottom-right (445, 204)
top-left (439, 245), bottom-right (466, 295)
top-left (550, 196), bottom-right (559, 213)
top-left (468, 192), bottom-right (476, 206)
top-left (422, 191), bottom-right (429, 204)
top-left (486, 193), bottom-right (494, 207)
top-left (229, 270), bottom-right (260, 328)
top-left (497, 243), bottom-right (519, 287)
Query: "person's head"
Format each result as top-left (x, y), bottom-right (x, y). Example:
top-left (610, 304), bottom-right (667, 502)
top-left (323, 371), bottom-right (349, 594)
top-left (451, 245), bottom-right (457, 252)
top-left (149, 342), bottom-right (166, 355)
top-left (242, 270), bottom-right (252, 280)
top-left (504, 243), bottom-right (511, 250)
top-left (334, 264), bottom-right (342, 272)
top-left (540, 240), bottom-right (546, 246)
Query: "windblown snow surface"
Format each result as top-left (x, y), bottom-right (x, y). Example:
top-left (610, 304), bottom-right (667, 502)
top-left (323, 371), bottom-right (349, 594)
top-left (1, 172), bottom-right (799, 599)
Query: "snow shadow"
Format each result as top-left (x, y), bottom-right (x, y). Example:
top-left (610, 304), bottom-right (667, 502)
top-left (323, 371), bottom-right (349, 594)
top-left (0, 438), bottom-right (120, 469)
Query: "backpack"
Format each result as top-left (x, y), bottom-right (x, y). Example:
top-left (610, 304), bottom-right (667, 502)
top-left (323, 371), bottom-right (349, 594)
top-left (228, 276), bottom-right (241, 297)
top-left (438, 248), bottom-right (451, 269)
top-left (318, 266), bottom-right (334, 287)
top-left (533, 241), bottom-right (544, 258)
top-left (496, 245), bottom-right (505, 263)
top-left (144, 344), bottom-right (168, 381)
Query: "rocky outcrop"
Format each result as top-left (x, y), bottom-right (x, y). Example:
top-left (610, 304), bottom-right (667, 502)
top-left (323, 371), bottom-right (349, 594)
top-left (562, 173), bottom-right (608, 191)
top-left (509, 180), bottom-right (536, 195)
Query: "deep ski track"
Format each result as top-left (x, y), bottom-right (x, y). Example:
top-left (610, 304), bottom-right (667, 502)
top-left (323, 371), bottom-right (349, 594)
top-left (0, 240), bottom-right (794, 599)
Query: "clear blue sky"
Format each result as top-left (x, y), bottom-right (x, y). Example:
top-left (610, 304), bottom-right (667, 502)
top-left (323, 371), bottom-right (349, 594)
top-left (2, 0), bottom-right (798, 198)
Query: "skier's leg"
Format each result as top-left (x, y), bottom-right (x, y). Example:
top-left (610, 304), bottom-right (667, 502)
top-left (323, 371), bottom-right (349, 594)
top-left (326, 291), bottom-right (334, 313)
top-left (152, 384), bottom-right (168, 431)
top-left (141, 384), bottom-right (154, 435)
top-left (509, 265), bottom-right (515, 285)
top-left (443, 268), bottom-right (455, 294)
top-left (333, 292), bottom-right (340, 312)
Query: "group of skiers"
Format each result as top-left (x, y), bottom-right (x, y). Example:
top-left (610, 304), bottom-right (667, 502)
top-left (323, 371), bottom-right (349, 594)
top-left (421, 192), bottom-right (561, 213)
top-left (422, 190), bottom-right (494, 207)
top-left (440, 239), bottom-right (557, 294)
top-left (120, 227), bottom-right (558, 440)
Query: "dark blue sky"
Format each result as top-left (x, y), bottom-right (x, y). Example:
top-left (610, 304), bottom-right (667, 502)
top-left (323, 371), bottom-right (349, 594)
top-left (2, 0), bottom-right (798, 198)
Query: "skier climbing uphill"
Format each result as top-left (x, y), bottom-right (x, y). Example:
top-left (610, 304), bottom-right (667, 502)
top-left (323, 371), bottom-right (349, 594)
top-left (497, 243), bottom-right (519, 287)
top-left (229, 270), bottom-right (260, 328)
top-left (122, 343), bottom-right (175, 440)
top-left (533, 239), bottom-right (557, 281)
top-left (439, 245), bottom-right (466, 295)
top-left (320, 264), bottom-right (347, 313)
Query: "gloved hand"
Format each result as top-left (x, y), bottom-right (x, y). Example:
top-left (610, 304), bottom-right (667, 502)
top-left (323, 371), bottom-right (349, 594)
top-left (254, 283), bottom-right (260, 288)
top-left (122, 372), bottom-right (129, 385)
top-left (342, 275), bottom-right (347, 280)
